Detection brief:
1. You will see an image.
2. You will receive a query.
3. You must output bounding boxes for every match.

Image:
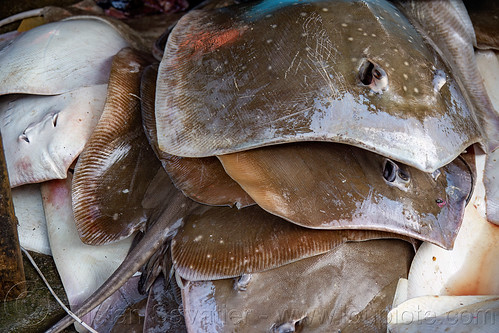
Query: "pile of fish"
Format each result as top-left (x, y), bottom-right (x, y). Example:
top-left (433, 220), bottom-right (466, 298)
top-left (0, 0), bottom-right (498, 332)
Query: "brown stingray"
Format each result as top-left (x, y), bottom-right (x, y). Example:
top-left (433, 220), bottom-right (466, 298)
top-left (72, 47), bottom-right (159, 246)
top-left (218, 142), bottom-right (473, 249)
top-left (182, 239), bottom-right (413, 332)
top-left (156, 0), bottom-right (482, 172)
top-left (171, 204), bottom-right (413, 281)
top-left (141, 64), bottom-right (254, 208)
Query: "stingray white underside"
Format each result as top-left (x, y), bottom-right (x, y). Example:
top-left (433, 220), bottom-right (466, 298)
top-left (0, 84), bottom-right (107, 187)
top-left (41, 174), bottom-right (133, 327)
top-left (0, 18), bottom-right (128, 96)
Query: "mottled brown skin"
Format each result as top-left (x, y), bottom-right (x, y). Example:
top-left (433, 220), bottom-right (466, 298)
top-left (157, 0), bottom-right (481, 172)
top-left (219, 142), bottom-right (473, 249)
top-left (182, 239), bottom-right (413, 332)
top-left (0, 133), bottom-right (25, 300)
top-left (72, 47), bottom-right (159, 245)
top-left (141, 64), bottom-right (255, 208)
top-left (171, 204), bottom-right (413, 281)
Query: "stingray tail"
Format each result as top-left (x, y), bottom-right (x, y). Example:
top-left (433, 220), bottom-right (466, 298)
top-left (45, 192), bottom-right (194, 333)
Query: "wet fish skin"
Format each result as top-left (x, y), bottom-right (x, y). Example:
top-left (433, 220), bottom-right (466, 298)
top-left (394, 0), bottom-right (499, 154)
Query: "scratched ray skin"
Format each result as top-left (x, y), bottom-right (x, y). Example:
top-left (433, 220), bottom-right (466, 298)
top-left (157, 0), bottom-right (481, 172)
top-left (182, 239), bottom-right (413, 332)
top-left (141, 64), bottom-right (255, 208)
top-left (218, 142), bottom-right (473, 249)
top-left (170, 204), bottom-right (412, 281)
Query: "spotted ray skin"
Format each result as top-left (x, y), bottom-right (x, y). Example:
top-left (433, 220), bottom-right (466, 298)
top-left (157, 0), bottom-right (481, 172)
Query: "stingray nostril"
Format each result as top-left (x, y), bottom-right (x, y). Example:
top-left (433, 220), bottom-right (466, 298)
top-left (383, 159), bottom-right (397, 182)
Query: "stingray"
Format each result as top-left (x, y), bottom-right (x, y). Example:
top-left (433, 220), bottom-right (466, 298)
top-left (141, 63), bottom-right (254, 208)
top-left (0, 84), bottom-right (107, 187)
top-left (0, 18), bottom-right (130, 96)
top-left (156, 0), bottom-right (482, 172)
top-left (47, 168), bottom-right (198, 332)
top-left (394, 0), bottom-right (499, 154)
top-left (71, 47), bottom-right (161, 246)
top-left (218, 141), bottom-right (473, 249)
top-left (170, 204), bottom-right (413, 281)
top-left (181, 239), bottom-right (413, 332)
top-left (41, 174), bottom-right (134, 330)
top-left (406, 151), bottom-right (499, 297)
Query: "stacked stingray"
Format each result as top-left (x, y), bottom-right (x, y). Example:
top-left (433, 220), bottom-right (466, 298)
top-left (3, 0), bottom-right (497, 332)
top-left (144, 0), bottom-right (487, 331)
top-left (0, 14), bottom-right (150, 332)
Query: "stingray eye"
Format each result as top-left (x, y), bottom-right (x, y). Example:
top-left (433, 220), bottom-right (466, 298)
top-left (373, 68), bottom-right (382, 80)
top-left (383, 160), bottom-right (397, 182)
top-left (398, 169), bottom-right (410, 182)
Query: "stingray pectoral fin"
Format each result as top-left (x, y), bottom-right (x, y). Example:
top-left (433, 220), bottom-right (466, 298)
top-left (0, 18), bottom-right (129, 95)
top-left (218, 142), bottom-right (473, 249)
top-left (397, 0), bottom-right (499, 153)
top-left (141, 63), bottom-right (254, 208)
top-left (182, 239), bottom-right (413, 332)
top-left (45, 190), bottom-right (196, 333)
top-left (171, 204), bottom-right (413, 281)
top-left (72, 47), bottom-right (159, 246)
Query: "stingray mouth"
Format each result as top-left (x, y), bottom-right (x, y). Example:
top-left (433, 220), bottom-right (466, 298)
top-left (359, 59), bottom-right (388, 93)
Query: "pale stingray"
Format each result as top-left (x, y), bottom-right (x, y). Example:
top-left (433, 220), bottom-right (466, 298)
top-left (181, 239), bottom-right (413, 332)
top-left (72, 48), bottom-right (157, 245)
top-left (406, 151), bottom-right (499, 297)
top-left (157, 0), bottom-right (481, 172)
top-left (41, 174), bottom-right (133, 331)
top-left (11, 183), bottom-right (51, 255)
top-left (171, 204), bottom-right (412, 281)
top-left (476, 50), bottom-right (499, 224)
top-left (0, 18), bottom-right (129, 95)
top-left (0, 84), bottom-right (107, 187)
top-left (218, 142), bottom-right (473, 249)
top-left (141, 64), bottom-right (254, 208)
top-left (388, 295), bottom-right (499, 333)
